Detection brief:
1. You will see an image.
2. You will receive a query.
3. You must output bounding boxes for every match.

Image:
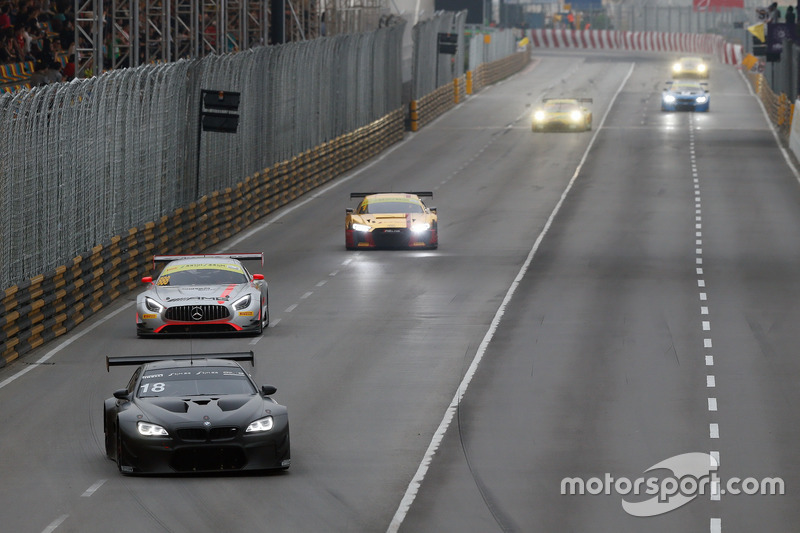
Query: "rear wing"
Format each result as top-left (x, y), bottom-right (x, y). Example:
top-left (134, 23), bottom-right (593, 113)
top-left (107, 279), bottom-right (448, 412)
top-left (152, 253), bottom-right (264, 269)
top-left (106, 351), bottom-right (255, 371)
top-left (350, 192), bottom-right (433, 198)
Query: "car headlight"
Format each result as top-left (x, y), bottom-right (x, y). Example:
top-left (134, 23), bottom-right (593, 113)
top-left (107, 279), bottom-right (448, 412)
top-left (697, 64), bottom-right (706, 72)
top-left (533, 110), bottom-right (545, 122)
top-left (410, 223), bottom-right (430, 233)
top-left (570, 110), bottom-right (583, 122)
top-left (696, 96), bottom-right (708, 104)
top-left (233, 294), bottom-right (252, 310)
top-left (673, 63), bottom-right (681, 72)
top-left (663, 94), bottom-right (676, 104)
top-left (144, 297), bottom-right (164, 313)
top-left (137, 421), bottom-right (169, 437)
top-left (352, 223), bottom-right (371, 232)
top-left (246, 416), bottom-right (274, 433)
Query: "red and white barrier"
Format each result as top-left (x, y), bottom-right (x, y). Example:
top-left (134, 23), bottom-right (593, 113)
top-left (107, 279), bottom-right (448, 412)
top-left (529, 29), bottom-right (742, 66)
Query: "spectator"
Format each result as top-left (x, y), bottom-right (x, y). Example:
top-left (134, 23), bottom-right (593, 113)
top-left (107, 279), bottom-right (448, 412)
top-left (768, 2), bottom-right (781, 22)
top-left (0, 5), bottom-right (11, 29)
top-left (786, 6), bottom-right (796, 26)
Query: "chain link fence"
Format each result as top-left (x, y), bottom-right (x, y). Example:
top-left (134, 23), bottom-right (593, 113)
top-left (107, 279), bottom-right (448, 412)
top-left (410, 10), bottom-right (467, 101)
top-left (0, 22), bottom-right (405, 290)
top-left (609, 4), bottom-right (752, 36)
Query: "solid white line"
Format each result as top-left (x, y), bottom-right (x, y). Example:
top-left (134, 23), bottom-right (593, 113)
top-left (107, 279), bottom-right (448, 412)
top-left (385, 62), bottom-right (638, 533)
top-left (81, 479), bottom-right (107, 497)
top-left (0, 301), bottom-right (134, 391)
top-left (41, 514), bottom-right (69, 533)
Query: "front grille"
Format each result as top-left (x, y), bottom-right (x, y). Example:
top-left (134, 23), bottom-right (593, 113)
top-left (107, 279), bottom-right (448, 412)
top-left (177, 426), bottom-right (239, 442)
top-left (372, 228), bottom-right (411, 248)
top-left (164, 305), bottom-right (230, 322)
top-left (170, 446), bottom-right (247, 472)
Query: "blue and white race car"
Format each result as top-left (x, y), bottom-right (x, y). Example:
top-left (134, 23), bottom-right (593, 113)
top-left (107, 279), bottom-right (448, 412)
top-left (661, 81), bottom-right (710, 112)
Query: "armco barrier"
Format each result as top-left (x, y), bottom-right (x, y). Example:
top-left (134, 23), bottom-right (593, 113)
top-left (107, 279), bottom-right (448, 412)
top-left (530, 29), bottom-right (742, 67)
top-left (0, 108), bottom-right (405, 367)
top-left (409, 48), bottom-right (530, 131)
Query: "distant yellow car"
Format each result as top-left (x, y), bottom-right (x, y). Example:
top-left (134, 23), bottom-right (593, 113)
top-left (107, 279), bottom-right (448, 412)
top-left (532, 98), bottom-right (593, 132)
top-left (672, 57), bottom-right (708, 79)
top-left (345, 192), bottom-right (438, 250)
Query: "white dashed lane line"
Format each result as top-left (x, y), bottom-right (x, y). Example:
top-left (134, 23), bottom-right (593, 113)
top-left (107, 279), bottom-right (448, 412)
top-left (690, 114), bottom-right (721, 531)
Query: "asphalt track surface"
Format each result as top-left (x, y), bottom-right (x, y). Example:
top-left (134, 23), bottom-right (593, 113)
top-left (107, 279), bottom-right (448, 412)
top-left (1, 49), bottom-right (799, 533)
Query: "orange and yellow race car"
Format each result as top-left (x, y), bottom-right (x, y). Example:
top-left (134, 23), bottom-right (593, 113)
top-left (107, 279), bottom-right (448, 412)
top-left (345, 192), bottom-right (438, 250)
top-left (672, 56), bottom-right (709, 79)
top-left (532, 98), bottom-right (593, 132)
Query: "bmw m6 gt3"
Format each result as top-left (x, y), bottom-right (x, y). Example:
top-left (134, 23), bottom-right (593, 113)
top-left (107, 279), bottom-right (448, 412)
top-left (104, 352), bottom-right (290, 474)
top-left (136, 253), bottom-right (269, 337)
top-left (345, 192), bottom-right (438, 250)
top-left (662, 81), bottom-right (710, 112)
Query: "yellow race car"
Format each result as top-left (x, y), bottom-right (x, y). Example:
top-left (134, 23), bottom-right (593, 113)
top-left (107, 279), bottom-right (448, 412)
top-left (532, 98), bottom-right (593, 132)
top-left (672, 56), bottom-right (709, 79)
top-left (345, 192), bottom-right (438, 250)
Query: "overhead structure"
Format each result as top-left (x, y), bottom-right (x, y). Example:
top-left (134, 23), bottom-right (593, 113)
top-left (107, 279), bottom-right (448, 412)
top-left (73, 0), bottom-right (382, 77)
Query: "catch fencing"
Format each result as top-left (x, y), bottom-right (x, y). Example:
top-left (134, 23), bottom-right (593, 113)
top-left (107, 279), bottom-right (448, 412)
top-left (0, 24), bottom-right (405, 291)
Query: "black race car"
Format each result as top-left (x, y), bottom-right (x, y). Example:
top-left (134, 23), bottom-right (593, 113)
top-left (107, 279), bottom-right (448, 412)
top-left (104, 352), bottom-right (290, 474)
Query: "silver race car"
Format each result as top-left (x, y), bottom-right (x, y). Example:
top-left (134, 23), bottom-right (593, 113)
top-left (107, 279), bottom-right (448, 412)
top-left (136, 254), bottom-right (269, 337)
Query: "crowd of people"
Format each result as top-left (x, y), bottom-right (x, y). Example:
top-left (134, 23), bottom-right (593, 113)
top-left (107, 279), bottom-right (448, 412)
top-left (0, 0), bottom-right (75, 86)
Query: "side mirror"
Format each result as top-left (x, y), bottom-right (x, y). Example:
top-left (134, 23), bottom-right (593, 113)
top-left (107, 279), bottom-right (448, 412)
top-left (142, 276), bottom-right (153, 284)
top-left (253, 273), bottom-right (264, 280)
top-left (261, 384), bottom-right (277, 396)
top-left (113, 389), bottom-right (131, 400)
top-left (346, 208), bottom-right (354, 214)
top-left (430, 207), bottom-right (437, 214)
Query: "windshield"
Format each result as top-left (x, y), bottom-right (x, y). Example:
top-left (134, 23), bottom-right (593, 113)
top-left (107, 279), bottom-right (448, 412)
top-left (545, 103), bottom-right (580, 112)
top-left (138, 366), bottom-right (257, 397)
top-left (156, 266), bottom-right (248, 286)
top-left (359, 200), bottom-right (424, 214)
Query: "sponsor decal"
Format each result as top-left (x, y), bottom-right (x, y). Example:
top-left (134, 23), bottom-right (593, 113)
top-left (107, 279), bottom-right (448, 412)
top-left (238, 311), bottom-right (254, 316)
top-left (142, 314), bottom-right (157, 319)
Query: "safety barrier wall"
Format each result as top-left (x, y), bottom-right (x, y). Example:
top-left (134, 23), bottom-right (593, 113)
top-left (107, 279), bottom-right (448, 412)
top-left (0, 110), bottom-right (404, 366)
top-left (743, 70), bottom-right (795, 139)
top-left (530, 29), bottom-right (742, 67)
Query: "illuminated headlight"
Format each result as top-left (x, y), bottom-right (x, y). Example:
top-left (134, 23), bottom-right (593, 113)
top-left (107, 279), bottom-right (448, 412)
top-left (410, 223), bottom-right (431, 234)
top-left (697, 64), bottom-right (707, 72)
top-left (137, 421), bottom-right (169, 437)
top-left (233, 294), bottom-right (252, 310)
top-left (246, 416), bottom-right (274, 433)
top-left (570, 110), bottom-right (583, 122)
top-left (533, 110), bottom-right (545, 122)
top-left (696, 96), bottom-right (708, 104)
top-left (673, 63), bottom-right (681, 72)
top-left (144, 297), bottom-right (164, 313)
top-left (352, 223), bottom-right (371, 232)
top-left (663, 94), bottom-right (676, 104)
